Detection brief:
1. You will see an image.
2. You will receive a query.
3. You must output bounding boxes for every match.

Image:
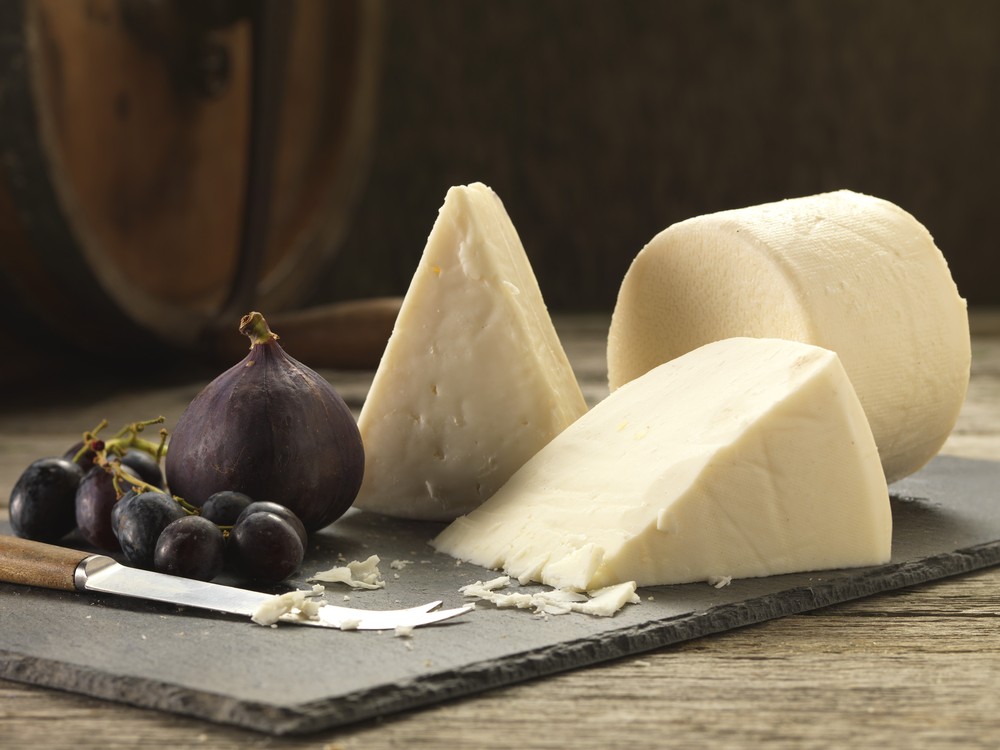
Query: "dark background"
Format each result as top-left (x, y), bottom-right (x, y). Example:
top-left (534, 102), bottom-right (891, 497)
top-left (316, 0), bottom-right (1000, 312)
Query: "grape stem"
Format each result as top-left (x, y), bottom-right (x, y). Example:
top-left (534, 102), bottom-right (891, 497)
top-left (72, 419), bottom-right (109, 463)
top-left (102, 416), bottom-right (170, 459)
top-left (111, 466), bottom-right (199, 515)
top-left (81, 416), bottom-right (193, 514)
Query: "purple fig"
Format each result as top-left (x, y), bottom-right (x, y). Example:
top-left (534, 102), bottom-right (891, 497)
top-left (164, 311), bottom-right (364, 531)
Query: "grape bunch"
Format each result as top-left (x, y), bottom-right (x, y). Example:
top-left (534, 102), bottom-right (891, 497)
top-left (7, 418), bottom-right (308, 584)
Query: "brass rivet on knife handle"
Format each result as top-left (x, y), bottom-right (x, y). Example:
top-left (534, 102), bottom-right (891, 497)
top-left (0, 536), bottom-right (92, 592)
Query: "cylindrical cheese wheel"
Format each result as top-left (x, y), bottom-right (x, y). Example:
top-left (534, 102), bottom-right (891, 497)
top-left (607, 190), bottom-right (970, 484)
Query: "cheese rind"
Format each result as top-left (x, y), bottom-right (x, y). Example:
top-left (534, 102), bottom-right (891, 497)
top-left (433, 337), bottom-right (891, 590)
top-left (607, 190), bottom-right (970, 484)
top-left (354, 183), bottom-right (587, 520)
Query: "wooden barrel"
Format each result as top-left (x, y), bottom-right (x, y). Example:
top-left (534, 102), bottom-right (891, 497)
top-left (0, 0), bottom-right (384, 380)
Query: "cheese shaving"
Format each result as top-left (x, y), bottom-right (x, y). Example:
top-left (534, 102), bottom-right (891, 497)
top-left (250, 585), bottom-right (325, 626)
top-left (458, 579), bottom-right (639, 617)
top-left (308, 554), bottom-right (386, 589)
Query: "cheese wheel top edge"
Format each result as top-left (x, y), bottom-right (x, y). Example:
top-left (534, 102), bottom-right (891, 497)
top-left (607, 190), bottom-right (970, 484)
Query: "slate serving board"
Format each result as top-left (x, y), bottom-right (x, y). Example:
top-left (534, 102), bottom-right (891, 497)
top-left (1, 455), bottom-right (999, 736)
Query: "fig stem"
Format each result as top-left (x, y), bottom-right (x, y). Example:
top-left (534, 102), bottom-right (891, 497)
top-left (239, 311), bottom-right (279, 347)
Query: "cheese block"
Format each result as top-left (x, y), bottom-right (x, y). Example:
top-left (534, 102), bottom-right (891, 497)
top-left (433, 337), bottom-right (892, 590)
top-left (353, 183), bottom-right (587, 521)
top-left (607, 190), bottom-right (970, 485)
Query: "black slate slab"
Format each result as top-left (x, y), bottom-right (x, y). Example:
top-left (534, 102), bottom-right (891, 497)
top-left (1, 455), bottom-right (999, 736)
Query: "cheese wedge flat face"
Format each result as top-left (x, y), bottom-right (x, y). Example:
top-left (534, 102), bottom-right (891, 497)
top-left (607, 190), bottom-right (970, 484)
top-left (354, 183), bottom-right (587, 521)
top-left (433, 337), bottom-right (892, 591)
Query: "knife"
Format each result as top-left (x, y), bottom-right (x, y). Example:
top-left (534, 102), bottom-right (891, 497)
top-left (0, 535), bottom-right (473, 630)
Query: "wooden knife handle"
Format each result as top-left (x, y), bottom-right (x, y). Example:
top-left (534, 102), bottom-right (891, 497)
top-left (0, 536), bottom-right (92, 591)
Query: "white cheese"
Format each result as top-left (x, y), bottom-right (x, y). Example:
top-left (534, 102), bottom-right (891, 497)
top-left (434, 337), bottom-right (891, 590)
top-left (250, 585), bottom-right (325, 627)
top-left (607, 190), bottom-right (970, 484)
top-left (354, 182), bottom-right (587, 520)
top-left (308, 555), bottom-right (385, 590)
top-left (458, 578), bottom-right (639, 617)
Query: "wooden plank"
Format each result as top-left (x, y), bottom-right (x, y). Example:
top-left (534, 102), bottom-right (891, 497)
top-left (1, 314), bottom-right (998, 748)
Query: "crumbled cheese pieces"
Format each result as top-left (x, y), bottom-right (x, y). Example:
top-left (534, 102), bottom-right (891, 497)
top-left (458, 576), bottom-right (640, 617)
top-left (308, 555), bottom-right (385, 590)
top-left (607, 190), bottom-right (970, 484)
top-left (434, 337), bottom-right (892, 590)
top-left (353, 182), bottom-right (587, 521)
top-left (250, 585), bottom-right (325, 627)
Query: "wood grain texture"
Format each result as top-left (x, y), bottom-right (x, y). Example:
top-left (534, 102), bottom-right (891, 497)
top-left (0, 0), bottom-right (383, 366)
top-left (319, 1), bottom-right (1000, 312)
top-left (0, 536), bottom-right (89, 591)
top-left (0, 312), bottom-right (998, 749)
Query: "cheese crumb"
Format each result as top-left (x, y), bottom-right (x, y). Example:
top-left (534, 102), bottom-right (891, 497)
top-left (708, 575), bottom-right (733, 588)
top-left (390, 559), bottom-right (415, 570)
top-left (458, 578), bottom-right (639, 617)
top-left (459, 576), bottom-right (510, 594)
top-left (308, 555), bottom-right (386, 589)
top-left (251, 586), bottom-right (325, 626)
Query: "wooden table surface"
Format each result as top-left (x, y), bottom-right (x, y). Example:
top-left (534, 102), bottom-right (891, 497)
top-left (2, 311), bottom-right (998, 750)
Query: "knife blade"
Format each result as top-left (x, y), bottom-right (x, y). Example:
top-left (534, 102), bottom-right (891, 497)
top-left (0, 535), bottom-right (473, 630)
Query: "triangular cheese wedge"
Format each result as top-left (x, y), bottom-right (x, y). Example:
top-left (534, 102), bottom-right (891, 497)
top-left (434, 337), bottom-right (892, 590)
top-left (354, 183), bottom-right (587, 521)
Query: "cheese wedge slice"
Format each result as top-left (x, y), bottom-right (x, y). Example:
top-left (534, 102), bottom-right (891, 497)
top-left (607, 190), bottom-right (970, 485)
top-left (354, 183), bottom-right (587, 521)
top-left (433, 337), bottom-right (891, 590)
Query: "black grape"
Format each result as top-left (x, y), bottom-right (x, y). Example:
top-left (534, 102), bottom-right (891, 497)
top-left (201, 490), bottom-right (253, 526)
top-left (109, 487), bottom-right (138, 534)
top-left (9, 458), bottom-right (83, 541)
top-left (117, 448), bottom-right (164, 489)
top-left (228, 512), bottom-right (304, 583)
top-left (63, 441), bottom-right (99, 473)
top-left (234, 501), bottom-right (308, 548)
top-left (75, 464), bottom-right (139, 551)
top-left (114, 491), bottom-right (187, 569)
top-left (153, 516), bottom-right (225, 581)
